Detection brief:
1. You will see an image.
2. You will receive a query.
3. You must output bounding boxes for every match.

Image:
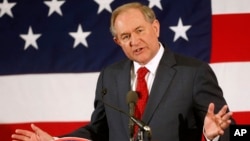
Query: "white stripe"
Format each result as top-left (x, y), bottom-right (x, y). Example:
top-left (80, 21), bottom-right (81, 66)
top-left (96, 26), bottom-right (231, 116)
top-left (210, 62), bottom-right (250, 112)
top-left (1, 62), bottom-right (250, 123)
top-left (212, 0), bottom-right (250, 15)
top-left (0, 73), bottom-right (99, 123)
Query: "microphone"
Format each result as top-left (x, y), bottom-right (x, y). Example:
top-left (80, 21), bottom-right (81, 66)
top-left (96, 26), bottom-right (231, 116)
top-left (101, 89), bottom-right (151, 139)
top-left (126, 91), bottom-right (138, 138)
top-left (126, 91), bottom-right (138, 116)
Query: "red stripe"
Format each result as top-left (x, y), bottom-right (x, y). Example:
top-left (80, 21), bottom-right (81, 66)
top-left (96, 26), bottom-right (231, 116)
top-left (211, 14), bottom-right (250, 63)
top-left (232, 111), bottom-right (250, 124)
top-left (0, 121), bottom-right (89, 141)
top-left (2, 112), bottom-right (250, 141)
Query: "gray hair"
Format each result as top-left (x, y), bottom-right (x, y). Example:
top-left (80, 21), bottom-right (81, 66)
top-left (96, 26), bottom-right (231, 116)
top-left (110, 2), bottom-right (156, 37)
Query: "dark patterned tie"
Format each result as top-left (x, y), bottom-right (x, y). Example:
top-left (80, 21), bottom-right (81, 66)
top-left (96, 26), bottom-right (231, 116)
top-left (134, 67), bottom-right (149, 135)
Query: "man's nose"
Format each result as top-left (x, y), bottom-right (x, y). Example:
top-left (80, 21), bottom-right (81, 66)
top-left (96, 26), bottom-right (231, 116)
top-left (130, 33), bottom-right (140, 46)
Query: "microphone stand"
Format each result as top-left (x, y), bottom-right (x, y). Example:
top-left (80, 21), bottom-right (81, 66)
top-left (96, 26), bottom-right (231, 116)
top-left (129, 119), bottom-right (152, 141)
top-left (101, 99), bottom-right (152, 141)
top-left (137, 126), bottom-right (151, 141)
top-left (129, 116), bottom-right (152, 141)
top-left (101, 89), bottom-right (152, 141)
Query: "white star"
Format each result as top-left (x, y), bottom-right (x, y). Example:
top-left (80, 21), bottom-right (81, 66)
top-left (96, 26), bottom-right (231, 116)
top-left (148, 0), bottom-right (163, 10)
top-left (94, 0), bottom-right (114, 14)
top-left (69, 24), bottom-right (91, 48)
top-left (169, 18), bottom-right (192, 42)
top-left (20, 26), bottom-right (42, 50)
top-left (44, 0), bottom-right (65, 16)
top-left (0, 0), bottom-right (16, 18)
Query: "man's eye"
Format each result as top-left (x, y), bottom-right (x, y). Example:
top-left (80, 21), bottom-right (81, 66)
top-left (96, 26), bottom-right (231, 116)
top-left (121, 35), bottom-right (129, 40)
top-left (136, 29), bottom-right (143, 33)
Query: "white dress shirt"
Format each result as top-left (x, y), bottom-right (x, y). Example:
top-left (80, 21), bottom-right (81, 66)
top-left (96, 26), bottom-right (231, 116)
top-left (131, 43), bottom-right (164, 93)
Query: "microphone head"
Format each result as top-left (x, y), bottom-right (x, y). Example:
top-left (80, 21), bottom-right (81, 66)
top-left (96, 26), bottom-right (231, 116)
top-left (126, 91), bottom-right (138, 104)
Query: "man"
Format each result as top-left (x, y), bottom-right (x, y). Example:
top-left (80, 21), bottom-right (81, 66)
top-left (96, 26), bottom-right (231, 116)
top-left (12, 2), bottom-right (232, 141)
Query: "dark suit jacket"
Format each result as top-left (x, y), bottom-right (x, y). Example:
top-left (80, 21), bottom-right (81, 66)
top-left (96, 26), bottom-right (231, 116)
top-left (63, 47), bottom-right (230, 141)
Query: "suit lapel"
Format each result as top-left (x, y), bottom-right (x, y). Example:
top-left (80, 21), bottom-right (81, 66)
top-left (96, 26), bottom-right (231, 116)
top-left (114, 49), bottom-right (177, 134)
top-left (115, 60), bottom-right (133, 135)
top-left (143, 50), bottom-right (177, 124)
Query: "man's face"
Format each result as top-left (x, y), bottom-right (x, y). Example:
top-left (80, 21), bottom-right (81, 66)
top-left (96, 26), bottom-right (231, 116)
top-left (113, 8), bottom-right (160, 65)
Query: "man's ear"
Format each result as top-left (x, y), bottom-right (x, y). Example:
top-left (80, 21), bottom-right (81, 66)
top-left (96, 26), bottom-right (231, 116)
top-left (152, 19), bottom-right (160, 37)
top-left (113, 37), bottom-right (120, 45)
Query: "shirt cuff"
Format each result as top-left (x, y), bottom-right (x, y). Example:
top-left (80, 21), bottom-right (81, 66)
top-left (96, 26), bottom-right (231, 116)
top-left (203, 127), bottom-right (220, 141)
top-left (204, 134), bottom-right (220, 141)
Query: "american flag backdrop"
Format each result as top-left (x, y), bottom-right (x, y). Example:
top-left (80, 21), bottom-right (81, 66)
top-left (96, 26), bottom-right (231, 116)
top-left (0, 0), bottom-right (250, 140)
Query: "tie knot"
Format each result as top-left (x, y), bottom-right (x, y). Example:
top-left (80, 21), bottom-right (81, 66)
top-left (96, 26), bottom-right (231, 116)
top-left (137, 67), bottom-right (148, 79)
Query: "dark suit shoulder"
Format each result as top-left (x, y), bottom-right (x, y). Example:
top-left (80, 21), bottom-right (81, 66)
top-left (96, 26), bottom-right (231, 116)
top-left (104, 58), bottom-right (131, 71)
top-left (173, 52), bottom-right (208, 68)
top-left (174, 53), bottom-right (205, 65)
top-left (161, 47), bottom-right (209, 69)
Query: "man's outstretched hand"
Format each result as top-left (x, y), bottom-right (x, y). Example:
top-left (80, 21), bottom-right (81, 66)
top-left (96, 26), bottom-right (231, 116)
top-left (204, 103), bottom-right (233, 140)
top-left (12, 124), bottom-right (54, 141)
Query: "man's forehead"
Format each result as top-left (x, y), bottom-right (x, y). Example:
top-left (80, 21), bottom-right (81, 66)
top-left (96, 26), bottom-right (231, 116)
top-left (114, 11), bottom-right (145, 29)
top-left (115, 21), bottom-right (144, 35)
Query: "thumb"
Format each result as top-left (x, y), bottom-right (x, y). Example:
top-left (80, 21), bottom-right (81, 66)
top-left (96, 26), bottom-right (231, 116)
top-left (31, 124), bottom-right (44, 135)
top-left (30, 123), bottom-right (54, 141)
top-left (207, 103), bottom-right (215, 115)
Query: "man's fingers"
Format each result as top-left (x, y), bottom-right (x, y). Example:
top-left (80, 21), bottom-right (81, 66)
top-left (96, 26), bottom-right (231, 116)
top-left (12, 133), bottom-right (30, 141)
top-left (217, 105), bottom-right (228, 117)
top-left (31, 124), bottom-right (44, 135)
top-left (207, 103), bottom-right (215, 115)
top-left (15, 129), bottom-right (34, 137)
top-left (222, 111), bottom-right (233, 121)
top-left (218, 111), bottom-right (233, 130)
top-left (220, 119), bottom-right (232, 129)
top-left (11, 125), bottom-right (44, 141)
top-left (31, 123), bottom-right (54, 141)
top-left (218, 107), bottom-right (232, 125)
top-left (218, 129), bottom-right (225, 136)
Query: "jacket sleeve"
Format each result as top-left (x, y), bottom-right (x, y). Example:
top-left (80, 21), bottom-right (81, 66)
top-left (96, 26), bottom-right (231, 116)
top-left (61, 70), bottom-right (109, 141)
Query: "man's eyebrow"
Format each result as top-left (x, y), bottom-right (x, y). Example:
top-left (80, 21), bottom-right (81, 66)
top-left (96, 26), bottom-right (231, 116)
top-left (135, 25), bottom-right (143, 29)
top-left (119, 25), bottom-right (144, 37)
top-left (120, 32), bottom-right (129, 35)
top-left (119, 32), bottom-right (130, 38)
